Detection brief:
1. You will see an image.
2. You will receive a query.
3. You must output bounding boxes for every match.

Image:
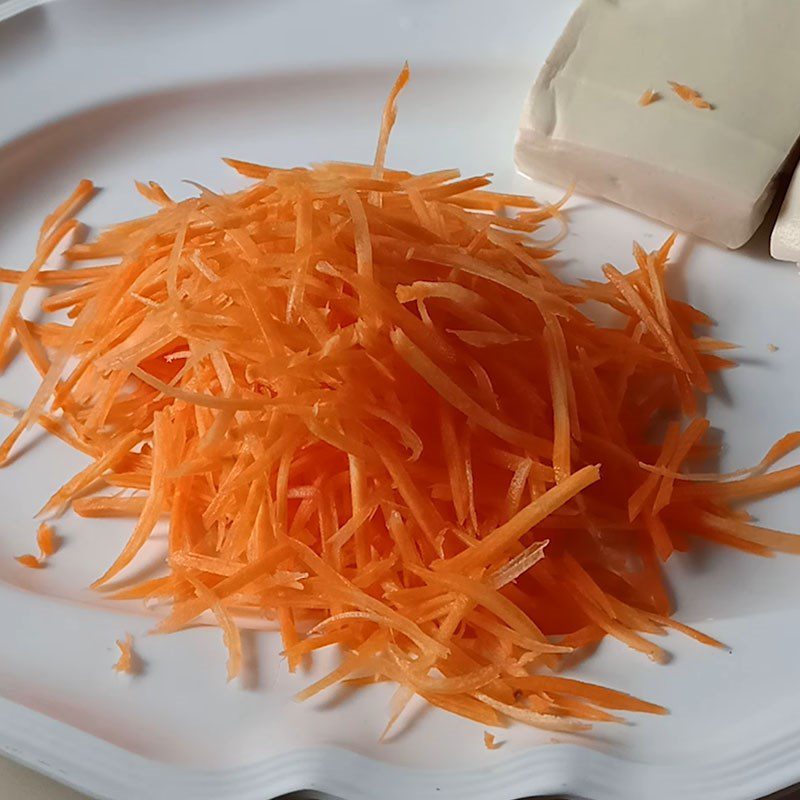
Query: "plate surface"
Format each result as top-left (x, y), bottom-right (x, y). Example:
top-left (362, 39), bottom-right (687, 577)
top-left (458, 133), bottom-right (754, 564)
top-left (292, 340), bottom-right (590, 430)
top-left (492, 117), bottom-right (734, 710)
top-left (1, 2), bottom-right (800, 799)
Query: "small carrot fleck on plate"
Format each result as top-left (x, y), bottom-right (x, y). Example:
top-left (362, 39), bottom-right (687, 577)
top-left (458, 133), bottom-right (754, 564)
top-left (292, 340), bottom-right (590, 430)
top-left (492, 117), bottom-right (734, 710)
top-left (484, 730), bottom-right (502, 750)
top-left (113, 633), bottom-right (137, 674)
top-left (638, 89), bottom-right (659, 107)
top-left (15, 554), bottom-right (42, 569)
top-left (669, 81), bottom-right (713, 109)
top-left (37, 522), bottom-right (59, 559)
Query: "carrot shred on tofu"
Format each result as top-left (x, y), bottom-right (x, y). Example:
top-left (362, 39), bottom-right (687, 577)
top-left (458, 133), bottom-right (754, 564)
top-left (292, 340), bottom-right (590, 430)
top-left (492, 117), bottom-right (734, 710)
top-left (1, 65), bottom-right (798, 734)
top-left (113, 633), bottom-right (136, 674)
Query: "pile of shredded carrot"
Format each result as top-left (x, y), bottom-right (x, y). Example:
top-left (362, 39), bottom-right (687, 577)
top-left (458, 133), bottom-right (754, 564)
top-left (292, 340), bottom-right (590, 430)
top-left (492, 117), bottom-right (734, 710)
top-left (2, 65), bottom-right (799, 734)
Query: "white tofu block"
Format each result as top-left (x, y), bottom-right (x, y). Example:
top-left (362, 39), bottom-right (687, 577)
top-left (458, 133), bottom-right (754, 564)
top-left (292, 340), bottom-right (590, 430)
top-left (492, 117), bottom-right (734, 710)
top-left (515, 0), bottom-right (800, 249)
top-left (771, 166), bottom-right (800, 263)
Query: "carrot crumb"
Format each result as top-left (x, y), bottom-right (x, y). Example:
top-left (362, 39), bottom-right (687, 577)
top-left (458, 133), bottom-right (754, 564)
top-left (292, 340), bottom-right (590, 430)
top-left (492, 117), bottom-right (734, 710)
top-left (15, 554), bottom-right (42, 569)
top-left (484, 731), bottom-right (502, 750)
top-left (113, 633), bottom-right (137, 674)
top-left (669, 81), bottom-right (713, 109)
top-left (638, 90), bottom-right (659, 107)
top-left (37, 522), bottom-right (59, 559)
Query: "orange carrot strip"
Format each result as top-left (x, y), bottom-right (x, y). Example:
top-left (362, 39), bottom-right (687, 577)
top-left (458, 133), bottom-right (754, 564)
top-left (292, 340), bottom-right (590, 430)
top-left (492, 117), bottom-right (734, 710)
top-left (15, 554), bottom-right (43, 569)
top-left (37, 523), bottom-right (59, 558)
top-left (113, 633), bottom-right (137, 674)
top-left (438, 465), bottom-right (600, 574)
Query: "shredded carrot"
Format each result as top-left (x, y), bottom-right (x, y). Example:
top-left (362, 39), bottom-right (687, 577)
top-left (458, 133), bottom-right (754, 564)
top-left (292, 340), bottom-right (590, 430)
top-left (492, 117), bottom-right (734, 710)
top-left (483, 730), bottom-right (502, 750)
top-left (15, 554), bottom-right (43, 569)
top-left (1, 66), bottom-right (798, 735)
top-left (37, 523), bottom-right (59, 559)
top-left (0, 399), bottom-right (20, 417)
top-left (669, 81), bottom-right (713, 109)
top-left (113, 633), bottom-right (136, 674)
top-left (638, 90), bottom-right (659, 107)
top-left (185, 573), bottom-right (242, 680)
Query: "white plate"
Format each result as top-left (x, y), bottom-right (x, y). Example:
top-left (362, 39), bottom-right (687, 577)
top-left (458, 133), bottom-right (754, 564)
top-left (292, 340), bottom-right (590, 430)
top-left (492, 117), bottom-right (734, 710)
top-left (1, 2), bottom-right (800, 799)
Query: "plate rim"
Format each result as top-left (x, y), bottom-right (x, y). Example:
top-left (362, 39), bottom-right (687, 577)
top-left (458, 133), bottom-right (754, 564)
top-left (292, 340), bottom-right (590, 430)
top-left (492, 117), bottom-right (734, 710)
top-left (1, 694), bottom-right (798, 800)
